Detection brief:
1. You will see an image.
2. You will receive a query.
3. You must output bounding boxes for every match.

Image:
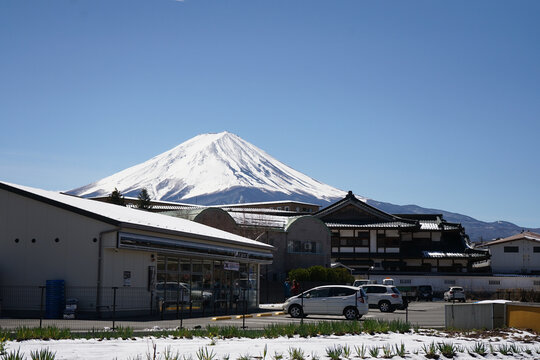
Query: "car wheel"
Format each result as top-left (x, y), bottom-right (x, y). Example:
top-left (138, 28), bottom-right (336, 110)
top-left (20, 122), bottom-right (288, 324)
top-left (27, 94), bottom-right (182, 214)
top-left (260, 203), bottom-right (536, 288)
top-left (289, 304), bottom-right (303, 318)
top-left (344, 307), bottom-right (359, 320)
top-left (379, 301), bottom-right (391, 312)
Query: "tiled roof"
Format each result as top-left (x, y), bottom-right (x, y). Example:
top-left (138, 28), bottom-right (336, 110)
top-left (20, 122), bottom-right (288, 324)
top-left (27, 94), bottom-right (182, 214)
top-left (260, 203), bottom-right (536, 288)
top-left (422, 251), bottom-right (487, 258)
top-left (314, 191), bottom-right (399, 222)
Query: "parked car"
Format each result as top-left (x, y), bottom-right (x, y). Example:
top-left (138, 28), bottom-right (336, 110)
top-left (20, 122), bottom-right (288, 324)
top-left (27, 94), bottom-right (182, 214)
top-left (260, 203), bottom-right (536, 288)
top-left (417, 285), bottom-right (433, 301)
top-left (352, 279), bottom-right (375, 287)
top-left (361, 284), bottom-right (405, 312)
top-left (444, 286), bottom-right (466, 302)
top-left (283, 285), bottom-right (369, 320)
top-left (155, 282), bottom-right (212, 307)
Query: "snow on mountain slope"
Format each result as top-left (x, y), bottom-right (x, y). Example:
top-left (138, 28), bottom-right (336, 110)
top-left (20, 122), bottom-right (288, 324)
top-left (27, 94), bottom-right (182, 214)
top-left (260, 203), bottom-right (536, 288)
top-left (68, 132), bottom-right (349, 205)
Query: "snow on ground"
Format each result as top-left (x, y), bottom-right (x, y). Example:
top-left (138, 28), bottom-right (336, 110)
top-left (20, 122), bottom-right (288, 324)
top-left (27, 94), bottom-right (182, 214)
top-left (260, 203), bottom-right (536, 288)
top-left (3, 330), bottom-right (539, 360)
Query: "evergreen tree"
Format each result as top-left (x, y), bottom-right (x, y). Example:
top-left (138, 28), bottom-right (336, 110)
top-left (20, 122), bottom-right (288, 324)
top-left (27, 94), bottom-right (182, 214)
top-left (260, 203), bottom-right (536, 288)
top-left (108, 188), bottom-right (126, 206)
top-left (137, 188), bottom-right (152, 210)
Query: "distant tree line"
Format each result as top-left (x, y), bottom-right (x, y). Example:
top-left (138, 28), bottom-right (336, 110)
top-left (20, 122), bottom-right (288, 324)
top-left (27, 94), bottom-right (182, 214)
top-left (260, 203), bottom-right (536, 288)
top-left (107, 187), bottom-right (152, 210)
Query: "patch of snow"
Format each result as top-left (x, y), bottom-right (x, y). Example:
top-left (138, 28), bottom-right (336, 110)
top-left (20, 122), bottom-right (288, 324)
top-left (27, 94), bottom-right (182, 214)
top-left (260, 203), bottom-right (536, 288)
top-left (66, 132), bottom-right (354, 204)
top-left (2, 181), bottom-right (272, 250)
top-left (3, 331), bottom-right (539, 360)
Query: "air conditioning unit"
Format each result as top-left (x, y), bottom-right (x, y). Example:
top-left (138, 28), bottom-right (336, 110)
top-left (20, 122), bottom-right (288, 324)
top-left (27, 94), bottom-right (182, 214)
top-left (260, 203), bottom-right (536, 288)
top-left (304, 242), bottom-right (312, 251)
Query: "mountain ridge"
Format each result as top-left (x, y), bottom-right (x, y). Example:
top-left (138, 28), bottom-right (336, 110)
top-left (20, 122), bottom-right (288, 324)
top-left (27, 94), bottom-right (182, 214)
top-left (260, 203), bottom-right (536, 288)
top-left (67, 131), bottom-right (539, 242)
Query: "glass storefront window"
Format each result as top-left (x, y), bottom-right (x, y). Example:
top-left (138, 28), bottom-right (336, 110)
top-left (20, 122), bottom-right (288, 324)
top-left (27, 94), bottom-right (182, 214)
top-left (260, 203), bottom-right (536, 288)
top-left (180, 258), bottom-right (191, 273)
top-left (167, 257), bottom-right (178, 272)
top-left (157, 256), bottom-right (166, 272)
top-left (192, 259), bottom-right (203, 273)
top-left (155, 255), bottom-right (259, 312)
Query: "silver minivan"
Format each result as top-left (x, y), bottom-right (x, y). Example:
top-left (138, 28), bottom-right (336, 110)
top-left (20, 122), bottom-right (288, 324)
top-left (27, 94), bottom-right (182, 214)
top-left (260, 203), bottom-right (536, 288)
top-left (283, 285), bottom-right (369, 320)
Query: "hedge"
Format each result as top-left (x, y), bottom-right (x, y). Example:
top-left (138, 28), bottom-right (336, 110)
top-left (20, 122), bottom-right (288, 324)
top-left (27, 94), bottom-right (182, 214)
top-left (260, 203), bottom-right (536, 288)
top-left (288, 266), bottom-right (354, 284)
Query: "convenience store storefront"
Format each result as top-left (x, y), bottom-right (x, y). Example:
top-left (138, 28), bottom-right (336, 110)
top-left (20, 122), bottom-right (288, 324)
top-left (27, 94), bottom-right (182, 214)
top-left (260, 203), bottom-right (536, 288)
top-left (117, 232), bottom-right (273, 315)
top-left (156, 256), bottom-right (260, 314)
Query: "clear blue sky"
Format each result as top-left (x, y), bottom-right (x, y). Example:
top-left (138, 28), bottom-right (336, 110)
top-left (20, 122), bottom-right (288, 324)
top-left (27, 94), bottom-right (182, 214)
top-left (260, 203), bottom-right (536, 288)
top-left (1, 1), bottom-right (539, 228)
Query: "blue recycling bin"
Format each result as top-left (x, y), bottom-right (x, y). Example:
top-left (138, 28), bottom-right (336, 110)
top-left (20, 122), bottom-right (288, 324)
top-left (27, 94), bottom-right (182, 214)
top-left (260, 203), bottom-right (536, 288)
top-left (45, 279), bottom-right (65, 319)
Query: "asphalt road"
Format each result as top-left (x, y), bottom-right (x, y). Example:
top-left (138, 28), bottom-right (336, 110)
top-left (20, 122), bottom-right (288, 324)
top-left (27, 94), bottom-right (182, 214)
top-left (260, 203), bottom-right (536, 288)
top-left (0, 301), bottom-right (448, 331)
top-left (213, 300), bottom-right (446, 329)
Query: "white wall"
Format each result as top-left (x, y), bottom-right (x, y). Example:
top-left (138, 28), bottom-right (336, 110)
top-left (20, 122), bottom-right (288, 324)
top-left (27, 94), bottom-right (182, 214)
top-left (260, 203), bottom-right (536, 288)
top-left (363, 274), bottom-right (540, 293)
top-left (489, 240), bottom-right (540, 274)
top-left (0, 189), bottom-right (116, 287)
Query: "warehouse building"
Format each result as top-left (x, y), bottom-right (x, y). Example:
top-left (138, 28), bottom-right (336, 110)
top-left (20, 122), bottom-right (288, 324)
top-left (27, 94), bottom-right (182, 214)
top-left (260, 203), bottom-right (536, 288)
top-left (0, 181), bottom-right (273, 318)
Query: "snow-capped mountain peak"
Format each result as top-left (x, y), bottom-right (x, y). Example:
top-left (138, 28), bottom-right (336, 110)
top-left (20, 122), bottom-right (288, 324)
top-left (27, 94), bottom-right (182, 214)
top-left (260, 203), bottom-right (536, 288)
top-left (68, 131), bottom-right (349, 205)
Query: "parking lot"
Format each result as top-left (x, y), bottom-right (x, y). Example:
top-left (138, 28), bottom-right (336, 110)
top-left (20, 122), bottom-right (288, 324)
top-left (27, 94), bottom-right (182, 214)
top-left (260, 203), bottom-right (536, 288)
top-left (213, 300), bottom-right (447, 329)
top-left (0, 301), bottom-right (449, 331)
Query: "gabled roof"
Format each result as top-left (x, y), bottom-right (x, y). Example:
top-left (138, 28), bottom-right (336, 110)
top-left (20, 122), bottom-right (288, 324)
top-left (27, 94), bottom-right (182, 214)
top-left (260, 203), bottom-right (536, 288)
top-left (314, 191), bottom-right (417, 226)
top-left (0, 181), bottom-right (272, 251)
top-left (483, 231), bottom-right (540, 246)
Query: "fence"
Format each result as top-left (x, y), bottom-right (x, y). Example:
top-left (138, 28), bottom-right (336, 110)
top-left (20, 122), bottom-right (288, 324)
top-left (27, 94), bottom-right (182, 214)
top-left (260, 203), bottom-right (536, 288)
top-left (0, 284), bottom-right (258, 330)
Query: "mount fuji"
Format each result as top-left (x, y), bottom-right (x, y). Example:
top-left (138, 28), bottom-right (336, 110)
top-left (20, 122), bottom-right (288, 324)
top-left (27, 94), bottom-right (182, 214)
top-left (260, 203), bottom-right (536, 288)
top-left (67, 131), bottom-right (539, 242)
top-left (67, 132), bottom-right (348, 205)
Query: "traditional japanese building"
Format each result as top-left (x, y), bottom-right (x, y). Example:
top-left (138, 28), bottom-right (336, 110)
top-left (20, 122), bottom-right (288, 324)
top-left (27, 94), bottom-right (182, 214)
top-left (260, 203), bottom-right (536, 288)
top-left (314, 191), bottom-right (490, 275)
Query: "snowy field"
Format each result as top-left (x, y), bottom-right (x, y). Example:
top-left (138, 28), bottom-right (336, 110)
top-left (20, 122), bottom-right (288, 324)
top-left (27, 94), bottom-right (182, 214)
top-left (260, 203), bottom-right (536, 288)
top-left (3, 329), bottom-right (539, 360)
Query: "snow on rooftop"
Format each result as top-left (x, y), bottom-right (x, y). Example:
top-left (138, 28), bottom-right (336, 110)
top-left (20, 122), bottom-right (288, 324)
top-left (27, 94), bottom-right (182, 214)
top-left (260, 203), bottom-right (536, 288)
top-left (228, 211), bottom-right (290, 228)
top-left (2, 181), bottom-right (272, 250)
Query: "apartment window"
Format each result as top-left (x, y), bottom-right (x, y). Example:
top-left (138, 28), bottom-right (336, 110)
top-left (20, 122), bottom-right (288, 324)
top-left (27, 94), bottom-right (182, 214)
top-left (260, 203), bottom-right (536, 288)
top-left (377, 231), bottom-right (400, 247)
top-left (489, 280), bottom-right (501, 285)
top-left (504, 246), bottom-right (519, 253)
top-left (533, 247), bottom-right (540, 253)
top-left (400, 279), bottom-right (412, 284)
top-left (287, 240), bottom-right (319, 254)
top-left (534, 281), bottom-right (540, 286)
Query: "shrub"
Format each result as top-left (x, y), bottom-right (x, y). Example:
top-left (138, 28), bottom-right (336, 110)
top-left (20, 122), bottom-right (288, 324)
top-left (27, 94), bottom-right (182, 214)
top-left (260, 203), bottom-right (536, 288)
top-left (288, 266), bottom-right (353, 283)
top-left (308, 266), bottom-right (327, 282)
top-left (288, 268), bottom-right (310, 282)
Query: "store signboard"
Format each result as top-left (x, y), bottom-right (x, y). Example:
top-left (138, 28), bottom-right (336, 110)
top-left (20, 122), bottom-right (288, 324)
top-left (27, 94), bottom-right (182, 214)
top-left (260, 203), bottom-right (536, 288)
top-left (223, 261), bottom-right (240, 271)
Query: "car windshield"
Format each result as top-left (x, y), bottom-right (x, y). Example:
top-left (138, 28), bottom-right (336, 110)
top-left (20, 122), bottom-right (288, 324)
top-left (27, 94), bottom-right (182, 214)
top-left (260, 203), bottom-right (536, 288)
top-left (419, 286), bottom-right (432, 291)
top-left (391, 287), bottom-right (400, 294)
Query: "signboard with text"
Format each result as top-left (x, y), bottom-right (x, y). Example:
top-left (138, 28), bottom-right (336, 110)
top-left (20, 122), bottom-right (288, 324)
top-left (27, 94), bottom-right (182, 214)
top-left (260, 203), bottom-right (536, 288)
top-left (223, 261), bottom-right (240, 271)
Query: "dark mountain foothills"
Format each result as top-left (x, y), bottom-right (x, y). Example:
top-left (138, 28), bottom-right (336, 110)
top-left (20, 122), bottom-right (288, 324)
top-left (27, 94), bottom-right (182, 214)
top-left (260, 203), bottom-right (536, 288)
top-left (368, 200), bottom-right (540, 243)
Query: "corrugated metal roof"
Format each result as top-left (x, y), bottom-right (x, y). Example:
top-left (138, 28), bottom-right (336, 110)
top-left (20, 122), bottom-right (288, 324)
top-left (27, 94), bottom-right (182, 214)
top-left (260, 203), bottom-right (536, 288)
top-left (228, 211), bottom-right (289, 228)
